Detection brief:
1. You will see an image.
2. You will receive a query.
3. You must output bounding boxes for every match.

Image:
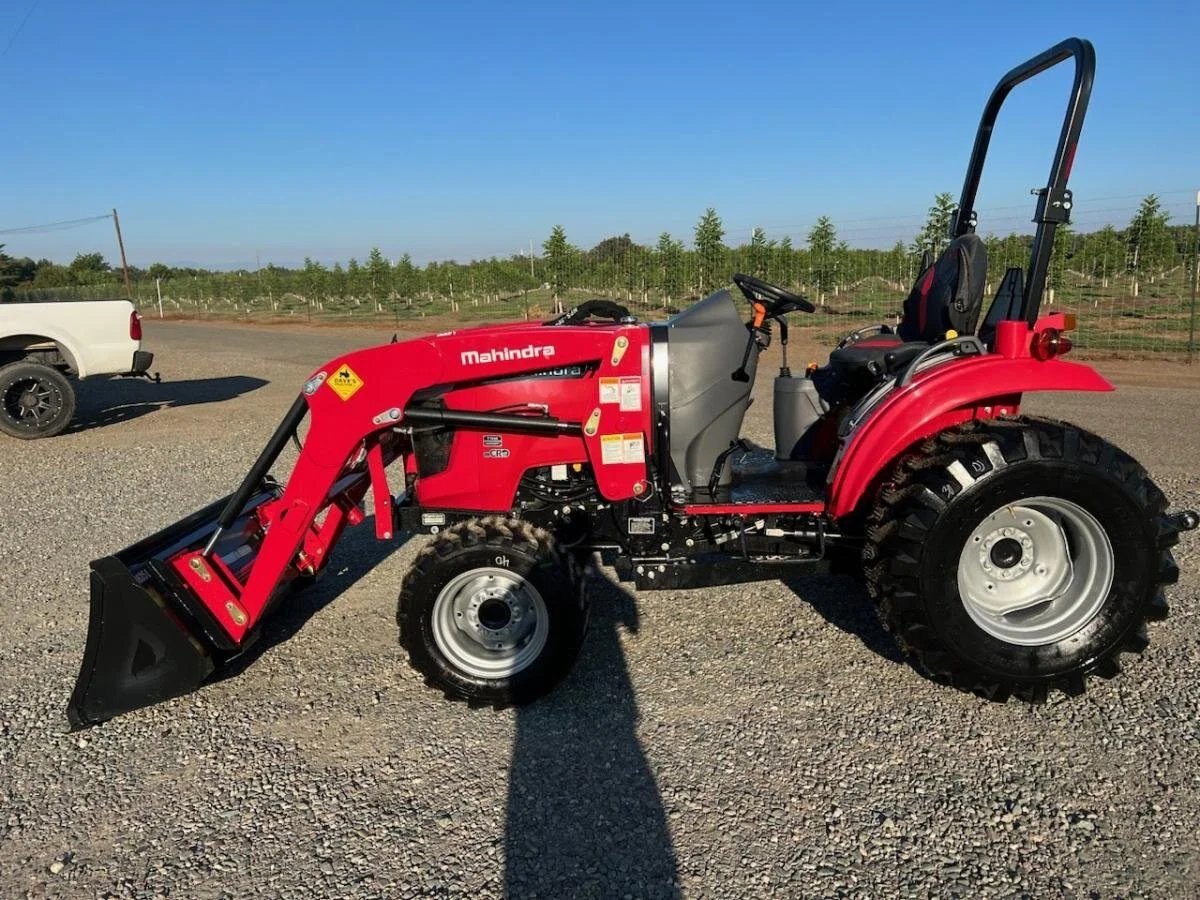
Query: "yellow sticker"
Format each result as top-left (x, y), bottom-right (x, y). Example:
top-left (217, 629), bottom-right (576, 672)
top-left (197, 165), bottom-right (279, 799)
top-left (599, 377), bottom-right (620, 404)
top-left (600, 434), bottom-right (625, 465)
top-left (328, 363), bottom-right (364, 401)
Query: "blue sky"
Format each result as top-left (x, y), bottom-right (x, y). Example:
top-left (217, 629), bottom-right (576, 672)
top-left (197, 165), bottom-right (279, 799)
top-left (2, 1), bottom-right (1198, 268)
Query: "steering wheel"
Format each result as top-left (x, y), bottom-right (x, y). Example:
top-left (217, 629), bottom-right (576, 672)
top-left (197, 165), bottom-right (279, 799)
top-left (732, 273), bottom-right (816, 324)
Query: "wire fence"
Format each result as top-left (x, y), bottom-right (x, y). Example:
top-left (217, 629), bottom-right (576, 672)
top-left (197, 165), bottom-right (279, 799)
top-left (7, 192), bottom-right (1200, 358)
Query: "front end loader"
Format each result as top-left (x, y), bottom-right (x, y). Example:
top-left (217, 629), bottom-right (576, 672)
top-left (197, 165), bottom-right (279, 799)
top-left (69, 37), bottom-right (1198, 728)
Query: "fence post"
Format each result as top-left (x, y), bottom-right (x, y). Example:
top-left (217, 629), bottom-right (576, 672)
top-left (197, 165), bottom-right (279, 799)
top-left (1189, 191), bottom-right (1199, 364)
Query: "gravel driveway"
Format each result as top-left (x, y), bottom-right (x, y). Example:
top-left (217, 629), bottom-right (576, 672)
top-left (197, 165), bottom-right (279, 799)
top-left (1, 320), bottom-right (1198, 898)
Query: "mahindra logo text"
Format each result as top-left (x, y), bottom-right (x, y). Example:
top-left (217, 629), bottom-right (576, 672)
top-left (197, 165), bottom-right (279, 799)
top-left (460, 345), bottom-right (557, 366)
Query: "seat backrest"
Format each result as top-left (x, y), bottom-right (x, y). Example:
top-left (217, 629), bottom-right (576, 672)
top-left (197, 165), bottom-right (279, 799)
top-left (897, 234), bottom-right (988, 343)
top-left (978, 266), bottom-right (1024, 348)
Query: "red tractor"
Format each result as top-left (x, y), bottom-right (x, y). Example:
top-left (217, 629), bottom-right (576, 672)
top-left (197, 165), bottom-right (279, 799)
top-left (70, 38), bottom-right (1197, 728)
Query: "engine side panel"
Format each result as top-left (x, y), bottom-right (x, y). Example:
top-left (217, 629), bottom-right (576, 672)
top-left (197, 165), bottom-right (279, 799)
top-left (411, 323), bottom-right (653, 507)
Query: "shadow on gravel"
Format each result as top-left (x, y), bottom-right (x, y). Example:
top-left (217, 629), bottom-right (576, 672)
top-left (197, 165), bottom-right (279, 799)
top-left (216, 520), bottom-right (408, 682)
top-left (505, 573), bottom-right (680, 898)
top-left (782, 574), bottom-right (904, 664)
top-left (71, 375), bottom-right (269, 431)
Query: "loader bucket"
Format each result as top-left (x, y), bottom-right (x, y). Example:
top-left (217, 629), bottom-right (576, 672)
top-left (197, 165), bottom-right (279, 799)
top-left (67, 487), bottom-right (281, 730)
top-left (67, 557), bottom-right (216, 729)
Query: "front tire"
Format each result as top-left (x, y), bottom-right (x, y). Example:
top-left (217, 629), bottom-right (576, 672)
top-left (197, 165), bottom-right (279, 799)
top-left (0, 361), bottom-right (76, 439)
top-left (398, 517), bottom-right (589, 706)
top-left (865, 418), bottom-right (1180, 702)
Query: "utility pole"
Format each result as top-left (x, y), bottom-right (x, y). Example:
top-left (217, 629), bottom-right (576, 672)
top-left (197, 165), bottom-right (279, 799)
top-left (529, 240), bottom-right (535, 280)
top-left (112, 208), bottom-right (132, 299)
top-left (1189, 190), bottom-right (1199, 364)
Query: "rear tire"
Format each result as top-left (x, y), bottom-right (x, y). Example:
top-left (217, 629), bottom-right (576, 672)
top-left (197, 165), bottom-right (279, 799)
top-left (398, 517), bottom-right (589, 706)
top-left (0, 360), bottom-right (76, 439)
top-left (865, 418), bottom-right (1180, 702)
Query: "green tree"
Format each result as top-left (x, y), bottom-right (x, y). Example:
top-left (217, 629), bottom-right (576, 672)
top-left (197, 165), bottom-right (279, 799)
top-left (1126, 194), bottom-right (1176, 288)
top-left (746, 227), bottom-right (772, 277)
top-left (542, 225), bottom-right (575, 314)
top-left (1080, 225), bottom-right (1123, 287)
top-left (68, 252), bottom-right (111, 284)
top-left (885, 241), bottom-right (908, 288)
top-left (366, 247), bottom-right (392, 307)
top-left (394, 253), bottom-right (418, 306)
top-left (1046, 222), bottom-right (1073, 301)
top-left (912, 192), bottom-right (957, 257)
top-left (655, 232), bottom-right (685, 303)
top-left (299, 257), bottom-right (328, 310)
top-left (693, 207), bottom-right (726, 294)
top-left (807, 216), bottom-right (837, 301)
top-left (772, 235), bottom-right (795, 287)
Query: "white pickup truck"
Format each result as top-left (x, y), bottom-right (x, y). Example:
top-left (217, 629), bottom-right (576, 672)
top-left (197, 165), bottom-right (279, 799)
top-left (0, 299), bottom-right (155, 438)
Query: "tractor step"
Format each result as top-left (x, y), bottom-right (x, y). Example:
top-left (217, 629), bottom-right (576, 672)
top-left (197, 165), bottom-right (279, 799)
top-left (682, 446), bottom-right (826, 508)
top-left (618, 552), bottom-right (829, 591)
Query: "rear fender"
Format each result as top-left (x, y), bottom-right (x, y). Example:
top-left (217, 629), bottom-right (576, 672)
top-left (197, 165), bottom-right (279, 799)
top-left (826, 354), bottom-right (1113, 520)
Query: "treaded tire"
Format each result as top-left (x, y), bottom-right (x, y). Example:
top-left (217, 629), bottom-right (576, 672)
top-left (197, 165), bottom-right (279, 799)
top-left (398, 517), bottom-right (589, 707)
top-left (865, 417), bottom-right (1180, 702)
top-left (0, 360), bottom-right (76, 439)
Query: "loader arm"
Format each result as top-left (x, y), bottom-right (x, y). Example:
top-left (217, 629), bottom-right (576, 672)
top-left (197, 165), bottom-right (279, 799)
top-left (68, 322), bottom-right (650, 727)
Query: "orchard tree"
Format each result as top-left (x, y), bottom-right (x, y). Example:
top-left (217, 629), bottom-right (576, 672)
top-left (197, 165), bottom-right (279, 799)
top-left (746, 227), bottom-right (771, 278)
top-left (807, 216), bottom-right (838, 301)
top-left (542, 225), bottom-right (576, 313)
top-left (655, 232), bottom-right (685, 302)
top-left (913, 192), bottom-right (957, 257)
top-left (1126, 194), bottom-right (1176, 289)
top-left (693, 207), bottom-right (726, 294)
top-left (1046, 222), bottom-right (1073, 301)
top-left (1080, 225), bottom-right (1123, 287)
top-left (772, 235), bottom-right (795, 287)
top-left (366, 247), bottom-right (392, 307)
top-left (394, 253), bottom-right (418, 306)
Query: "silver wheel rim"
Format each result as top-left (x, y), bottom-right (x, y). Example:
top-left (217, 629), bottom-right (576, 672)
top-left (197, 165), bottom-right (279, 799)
top-left (432, 567), bottom-right (549, 679)
top-left (956, 496), bottom-right (1114, 646)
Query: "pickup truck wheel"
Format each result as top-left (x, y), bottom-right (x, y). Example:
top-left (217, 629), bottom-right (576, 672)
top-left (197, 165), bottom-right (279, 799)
top-left (398, 517), bottom-right (589, 707)
top-left (0, 361), bottom-right (76, 439)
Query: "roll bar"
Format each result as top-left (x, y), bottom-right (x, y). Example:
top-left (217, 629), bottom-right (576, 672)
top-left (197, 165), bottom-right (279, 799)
top-left (951, 37), bottom-right (1096, 325)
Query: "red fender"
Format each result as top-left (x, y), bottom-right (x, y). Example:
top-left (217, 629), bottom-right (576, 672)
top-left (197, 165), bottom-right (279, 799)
top-left (826, 353), bottom-right (1113, 520)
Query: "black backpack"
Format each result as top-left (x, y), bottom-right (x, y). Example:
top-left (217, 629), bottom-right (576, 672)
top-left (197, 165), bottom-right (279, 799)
top-left (897, 234), bottom-right (988, 343)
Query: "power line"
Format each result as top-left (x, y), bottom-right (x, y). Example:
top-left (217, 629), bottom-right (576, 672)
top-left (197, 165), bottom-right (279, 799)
top-left (0, 0), bottom-right (39, 61)
top-left (0, 213), bottom-right (112, 236)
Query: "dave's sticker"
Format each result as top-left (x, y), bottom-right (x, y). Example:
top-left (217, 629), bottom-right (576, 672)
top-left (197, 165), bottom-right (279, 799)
top-left (618, 376), bottom-right (641, 412)
top-left (600, 432), bottom-right (645, 465)
top-left (599, 377), bottom-right (620, 405)
top-left (328, 363), bottom-right (364, 401)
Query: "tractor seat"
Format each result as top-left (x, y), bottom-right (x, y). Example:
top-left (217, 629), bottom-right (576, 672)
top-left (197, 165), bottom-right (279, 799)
top-left (820, 234), bottom-right (989, 403)
top-left (826, 334), bottom-right (927, 397)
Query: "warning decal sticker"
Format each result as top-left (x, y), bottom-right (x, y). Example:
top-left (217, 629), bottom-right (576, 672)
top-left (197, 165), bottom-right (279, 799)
top-left (599, 377), bottom-right (620, 404)
top-left (600, 433), bottom-right (645, 465)
top-left (618, 376), bottom-right (642, 412)
top-left (328, 364), bottom-right (364, 401)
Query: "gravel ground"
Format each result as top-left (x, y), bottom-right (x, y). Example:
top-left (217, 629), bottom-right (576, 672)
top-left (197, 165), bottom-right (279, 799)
top-left (1, 319), bottom-right (1198, 898)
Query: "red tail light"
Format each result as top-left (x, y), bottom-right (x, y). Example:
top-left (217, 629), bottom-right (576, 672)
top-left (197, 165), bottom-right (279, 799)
top-left (129, 311), bottom-right (143, 341)
top-left (1031, 328), bottom-right (1072, 360)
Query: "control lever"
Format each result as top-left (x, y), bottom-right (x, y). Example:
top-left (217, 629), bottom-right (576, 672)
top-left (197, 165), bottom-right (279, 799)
top-left (778, 316), bottom-right (790, 377)
top-left (731, 315), bottom-right (771, 383)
